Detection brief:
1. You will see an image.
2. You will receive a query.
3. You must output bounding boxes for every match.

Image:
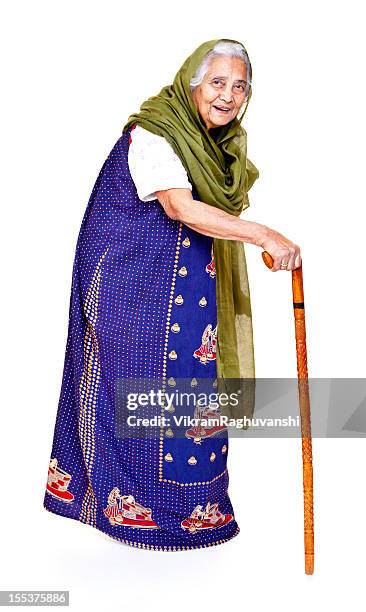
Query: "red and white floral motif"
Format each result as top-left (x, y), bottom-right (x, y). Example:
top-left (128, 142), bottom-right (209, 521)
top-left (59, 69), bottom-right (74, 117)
top-left (193, 324), bottom-right (217, 364)
top-left (185, 401), bottom-right (226, 441)
top-left (46, 458), bottom-right (74, 503)
top-left (181, 502), bottom-right (233, 533)
top-left (103, 488), bottom-right (160, 529)
top-left (205, 244), bottom-right (216, 278)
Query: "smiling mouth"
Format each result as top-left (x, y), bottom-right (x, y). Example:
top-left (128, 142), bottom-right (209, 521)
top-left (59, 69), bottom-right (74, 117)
top-left (213, 105), bottom-right (232, 113)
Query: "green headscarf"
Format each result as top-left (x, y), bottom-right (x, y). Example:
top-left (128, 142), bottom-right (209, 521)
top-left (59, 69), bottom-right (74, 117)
top-left (122, 38), bottom-right (259, 421)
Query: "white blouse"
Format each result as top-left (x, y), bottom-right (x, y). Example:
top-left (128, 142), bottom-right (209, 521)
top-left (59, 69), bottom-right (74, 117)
top-left (128, 124), bottom-right (192, 202)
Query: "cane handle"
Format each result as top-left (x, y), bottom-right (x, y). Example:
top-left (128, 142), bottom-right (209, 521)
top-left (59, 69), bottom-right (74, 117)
top-left (261, 251), bottom-right (274, 269)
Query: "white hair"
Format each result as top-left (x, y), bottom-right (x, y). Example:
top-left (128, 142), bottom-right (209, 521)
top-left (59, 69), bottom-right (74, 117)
top-left (189, 41), bottom-right (252, 93)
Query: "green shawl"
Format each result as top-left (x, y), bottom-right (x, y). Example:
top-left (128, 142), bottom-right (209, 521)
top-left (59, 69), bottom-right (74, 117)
top-left (122, 38), bottom-right (259, 421)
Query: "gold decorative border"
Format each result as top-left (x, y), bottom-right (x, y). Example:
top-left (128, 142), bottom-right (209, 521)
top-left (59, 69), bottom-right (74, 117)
top-left (160, 469), bottom-right (227, 487)
top-left (158, 225), bottom-right (227, 487)
top-left (79, 246), bottom-right (110, 527)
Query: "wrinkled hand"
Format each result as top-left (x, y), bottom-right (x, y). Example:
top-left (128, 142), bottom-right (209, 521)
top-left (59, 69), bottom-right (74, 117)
top-left (260, 229), bottom-right (302, 272)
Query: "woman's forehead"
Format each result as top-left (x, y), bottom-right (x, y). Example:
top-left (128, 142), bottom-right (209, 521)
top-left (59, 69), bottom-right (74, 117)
top-left (205, 55), bottom-right (247, 80)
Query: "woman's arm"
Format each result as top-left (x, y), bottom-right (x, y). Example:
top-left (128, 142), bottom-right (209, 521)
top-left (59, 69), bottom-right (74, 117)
top-left (156, 188), bottom-right (301, 271)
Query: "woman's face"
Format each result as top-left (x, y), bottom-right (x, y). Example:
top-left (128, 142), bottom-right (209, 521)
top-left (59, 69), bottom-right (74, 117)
top-left (192, 55), bottom-right (248, 130)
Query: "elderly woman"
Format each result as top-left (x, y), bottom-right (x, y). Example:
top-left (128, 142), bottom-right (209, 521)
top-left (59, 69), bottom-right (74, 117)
top-left (43, 38), bottom-right (301, 551)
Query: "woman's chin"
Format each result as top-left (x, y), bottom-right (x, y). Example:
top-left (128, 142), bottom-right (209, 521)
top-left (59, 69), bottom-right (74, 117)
top-left (209, 117), bottom-right (234, 130)
top-left (209, 111), bottom-right (236, 129)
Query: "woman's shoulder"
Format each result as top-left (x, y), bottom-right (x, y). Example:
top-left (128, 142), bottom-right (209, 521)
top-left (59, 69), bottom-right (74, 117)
top-left (129, 124), bottom-right (167, 147)
top-left (128, 124), bottom-right (185, 167)
top-left (127, 123), bottom-right (192, 202)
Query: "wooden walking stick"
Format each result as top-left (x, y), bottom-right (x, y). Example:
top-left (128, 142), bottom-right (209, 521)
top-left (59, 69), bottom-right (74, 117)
top-left (261, 251), bottom-right (314, 575)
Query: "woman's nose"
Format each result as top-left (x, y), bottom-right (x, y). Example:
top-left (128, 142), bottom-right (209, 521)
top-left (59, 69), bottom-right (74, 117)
top-left (219, 83), bottom-right (233, 103)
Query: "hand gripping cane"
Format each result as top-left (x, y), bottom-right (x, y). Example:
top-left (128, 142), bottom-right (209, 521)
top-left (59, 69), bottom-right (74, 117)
top-left (262, 251), bottom-right (314, 575)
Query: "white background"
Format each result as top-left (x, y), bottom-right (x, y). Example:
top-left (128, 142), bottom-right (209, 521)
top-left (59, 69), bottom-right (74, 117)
top-left (1, 0), bottom-right (365, 610)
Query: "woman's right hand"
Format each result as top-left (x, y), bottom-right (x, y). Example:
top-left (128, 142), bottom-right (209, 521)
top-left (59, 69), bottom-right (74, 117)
top-left (259, 228), bottom-right (302, 272)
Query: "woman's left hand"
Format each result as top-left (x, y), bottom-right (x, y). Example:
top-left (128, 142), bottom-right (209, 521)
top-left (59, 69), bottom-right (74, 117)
top-left (259, 228), bottom-right (302, 272)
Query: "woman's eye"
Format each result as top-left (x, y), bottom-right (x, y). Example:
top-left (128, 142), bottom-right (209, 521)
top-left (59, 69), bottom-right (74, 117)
top-left (212, 79), bottom-right (223, 86)
top-left (234, 84), bottom-right (245, 91)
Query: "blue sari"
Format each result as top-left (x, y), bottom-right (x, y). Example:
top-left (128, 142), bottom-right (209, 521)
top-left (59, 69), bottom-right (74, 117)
top-left (43, 126), bottom-right (239, 550)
